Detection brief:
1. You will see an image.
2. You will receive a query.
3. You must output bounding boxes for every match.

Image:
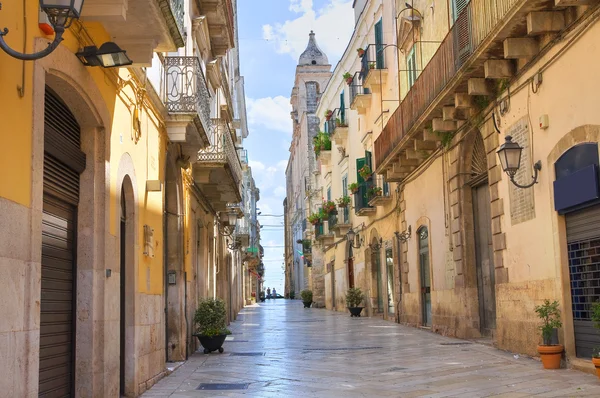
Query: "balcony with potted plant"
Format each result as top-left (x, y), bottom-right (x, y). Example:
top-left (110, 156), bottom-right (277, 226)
top-left (326, 108), bottom-right (348, 146)
top-left (361, 44), bottom-right (388, 91)
top-left (349, 71), bottom-right (371, 115)
top-left (368, 175), bottom-right (392, 207)
top-left (313, 131), bottom-right (332, 166)
top-left (332, 196), bottom-right (352, 237)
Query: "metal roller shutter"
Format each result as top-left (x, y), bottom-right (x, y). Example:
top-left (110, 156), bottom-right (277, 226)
top-left (566, 205), bottom-right (600, 358)
top-left (39, 88), bottom-right (84, 397)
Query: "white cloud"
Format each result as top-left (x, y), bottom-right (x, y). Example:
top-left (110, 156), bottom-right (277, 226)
top-left (262, 0), bottom-right (354, 63)
top-left (273, 185), bottom-right (287, 198)
top-left (246, 96), bottom-right (292, 134)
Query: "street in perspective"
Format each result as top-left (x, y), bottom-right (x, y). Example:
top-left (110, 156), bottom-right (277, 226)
top-left (2, 0), bottom-right (600, 397)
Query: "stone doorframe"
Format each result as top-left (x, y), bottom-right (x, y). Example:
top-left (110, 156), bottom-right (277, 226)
top-left (116, 156), bottom-right (140, 396)
top-left (548, 125), bottom-right (600, 362)
top-left (32, 40), bottom-right (113, 396)
top-left (448, 119), bottom-right (507, 338)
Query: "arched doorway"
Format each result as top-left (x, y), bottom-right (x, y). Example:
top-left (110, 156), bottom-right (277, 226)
top-left (555, 143), bottom-right (600, 358)
top-left (165, 152), bottom-right (185, 361)
top-left (418, 226), bottom-right (431, 326)
top-left (39, 86), bottom-right (86, 396)
top-left (370, 237), bottom-right (383, 314)
top-left (119, 176), bottom-right (135, 396)
top-left (469, 134), bottom-right (496, 336)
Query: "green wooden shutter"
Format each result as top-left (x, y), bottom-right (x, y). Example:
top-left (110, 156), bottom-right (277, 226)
top-left (365, 150), bottom-right (373, 175)
top-left (342, 174), bottom-right (348, 197)
top-left (327, 186), bottom-right (331, 201)
top-left (375, 19), bottom-right (384, 69)
top-left (356, 157), bottom-right (366, 184)
top-left (452, 0), bottom-right (469, 23)
top-left (340, 91), bottom-right (345, 124)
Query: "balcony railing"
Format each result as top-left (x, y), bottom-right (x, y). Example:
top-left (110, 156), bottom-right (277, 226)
top-left (354, 180), bottom-right (374, 215)
top-left (315, 223), bottom-right (324, 238)
top-left (375, 0), bottom-right (520, 168)
top-left (349, 72), bottom-right (370, 106)
top-left (169, 0), bottom-right (185, 39)
top-left (164, 56), bottom-right (212, 134)
top-left (198, 119), bottom-right (242, 187)
top-left (361, 43), bottom-right (386, 81)
top-left (325, 108), bottom-right (348, 136)
top-left (327, 213), bottom-right (337, 231)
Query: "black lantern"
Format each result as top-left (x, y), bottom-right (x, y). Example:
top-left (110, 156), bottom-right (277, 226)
top-left (76, 42), bottom-right (133, 68)
top-left (0, 0), bottom-right (85, 60)
top-left (40, 0), bottom-right (85, 28)
top-left (346, 228), bottom-right (362, 248)
top-left (496, 135), bottom-right (542, 189)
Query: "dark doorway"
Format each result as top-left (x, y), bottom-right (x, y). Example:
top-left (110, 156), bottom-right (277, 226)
top-left (371, 242), bottom-right (383, 313)
top-left (347, 244), bottom-right (354, 289)
top-left (418, 227), bottom-right (431, 326)
top-left (120, 188), bottom-right (126, 395)
top-left (472, 181), bottom-right (496, 335)
top-left (40, 87), bottom-right (85, 397)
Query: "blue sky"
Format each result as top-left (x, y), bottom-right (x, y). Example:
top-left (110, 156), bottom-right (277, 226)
top-left (237, 0), bottom-right (354, 293)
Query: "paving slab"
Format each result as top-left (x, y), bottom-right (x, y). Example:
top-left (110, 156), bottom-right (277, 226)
top-left (143, 300), bottom-right (598, 397)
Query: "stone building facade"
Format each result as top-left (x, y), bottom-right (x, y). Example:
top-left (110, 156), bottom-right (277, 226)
top-left (285, 32), bottom-right (332, 305)
top-left (301, 0), bottom-right (600, 375)
top-left (0, 0), bottom-right (258, 396)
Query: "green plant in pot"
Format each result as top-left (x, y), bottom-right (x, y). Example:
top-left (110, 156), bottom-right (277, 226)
top-left (367, 186), bottom-right (382, 199)
top-left (591, 301), bottom-right (600, 378)
top-left (343, 72), bottom-right (353, 85)
top-left (289, 290), bottom-right (296, 300)
top-left (348, 182), bottom-right (360, 194)
top-left (337, 196), bottom-right (351, 208)
top-left (300, 289), bottom-right (313, 308)
top-left (346, 287), bottom-right (365, 317)
top-left (193, 297), bottom-right (231, 354)
top-left (534, 299), bottom-right (563, 369)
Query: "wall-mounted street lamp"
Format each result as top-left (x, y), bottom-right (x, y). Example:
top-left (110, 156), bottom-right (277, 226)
top-left (346, 228), bottom-right (363, 249)
top-left (227, 237), bottom-right (242, 251)
top-left (394, 225), bottom-right (412, 243)
top-left (76, 42), bottom-right (132, 68)
top-left (496, 135), bottom-right (542, 189)
top-left (369, 238), bottom-right (383, 251)
top-left (0, 0), bottom-right (84, 60)
top-left (217, 210), bottom-right (238, 237)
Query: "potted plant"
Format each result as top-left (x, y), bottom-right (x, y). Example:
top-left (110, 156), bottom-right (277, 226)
top-left (358, 164), bottom-right (372, 180)
top-left (534, 299), bottom-right (563, 369)
top-left (300, 289), bottom-right (313, 308)
top-left (259, 291), bottom-right (265, 302)
top-left (591, 301), bottom-right (600, 378)
top-left (193, 297), bottom-right (231, 354)
top-left (346, 287), bottom-right (365, 317)
top-left (343, 72), bottom-right (353, 85)
top-left (289, 291), bottom-right (296, 300)
top-left (337, 196), bottom-right (351, 208)
top-left (357, 48), bottom-right (365, 58)
top-left (308, 212), bottom-right (322, 226)
top-left (348, 182), bottom-right (360, 194)
top-left (325, 109), bottom-right (333, 121)
top-left (367, 186), bottom-right (383, 199)
top-left (323, 200), bottom-right (337, 214)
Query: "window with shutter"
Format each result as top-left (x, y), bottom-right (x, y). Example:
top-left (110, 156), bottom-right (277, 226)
top-left (365, 150), bottom-right (373, 174)
top-left (327, 186), bottom-right (331, 201)
top-left (342, 174), bottom-right (348, 197)
top-left (356, 157), bottom-right (366, 184)
top-left (452, 0), bottom-right (469, 23)
top-left (340, 91), bottom-right (345, 124)
top-left (407, 45), bottom-right (417, 88)
top-left (375, 18), bottom-right (384, 69)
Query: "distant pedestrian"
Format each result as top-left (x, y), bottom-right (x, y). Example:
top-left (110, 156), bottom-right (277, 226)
top-left (267, 287), bottom-right (271, 299)
top-left (272, 288), bottom-right (277, 298)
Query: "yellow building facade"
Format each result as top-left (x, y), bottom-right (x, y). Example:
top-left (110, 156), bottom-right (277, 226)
top-left (310, 0), bottom-right (600, 374)
top-left (0, 0), bottom-right (254, 396)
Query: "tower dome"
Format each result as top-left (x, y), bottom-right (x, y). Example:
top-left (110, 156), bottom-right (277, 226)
top-left (298, 31), bottom-right (329, 66)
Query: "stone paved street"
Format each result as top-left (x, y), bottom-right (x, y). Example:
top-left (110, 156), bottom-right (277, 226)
top-left (143, 301), bottom-right (598, 397)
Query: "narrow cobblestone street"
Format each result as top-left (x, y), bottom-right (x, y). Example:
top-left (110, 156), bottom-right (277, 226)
top-left (144, 301), bottom-right (598, 397)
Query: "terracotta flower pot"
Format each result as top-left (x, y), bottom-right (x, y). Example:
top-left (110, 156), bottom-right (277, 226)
top-left (346, 77), bottom-right (354, 85)
top-left (537, 344), bottom-right (563, 369)
top-left (592, 357), bottom-right (600, 378)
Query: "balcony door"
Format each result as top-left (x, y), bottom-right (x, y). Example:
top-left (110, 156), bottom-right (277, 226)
top-left (452, 0), bottom-right (472, 68)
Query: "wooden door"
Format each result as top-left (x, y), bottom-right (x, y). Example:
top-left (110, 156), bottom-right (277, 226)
top-left (418, 227), bottom-right (431, 326)
top-left (473, 183), bottom-right (496, 334)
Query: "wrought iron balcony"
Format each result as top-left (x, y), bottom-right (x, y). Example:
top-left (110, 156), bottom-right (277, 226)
top-left (374, 0), bottom-right (562, 176)
top-left (361, 44), bottom-right (388, 89)
top-left (168, 0), bottom-right (185, 41)
top-left (164, 56), bottom-right (211, 150)
top-left (327, 213), bottom-right (338, 231)
top-left (368, 175), bottom-right (392, 206)
top-left (354, 180), bottom-right (376, 216)
top-left (192, 119), bottom-right (242, 209)
top-left (349, 72), bottom-right (371, 114)
top-left (325, 108), bottom-right (348, 137)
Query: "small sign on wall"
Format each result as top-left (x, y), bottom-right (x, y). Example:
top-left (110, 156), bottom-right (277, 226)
top-left (143, 225), bottom-right (154, 257)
